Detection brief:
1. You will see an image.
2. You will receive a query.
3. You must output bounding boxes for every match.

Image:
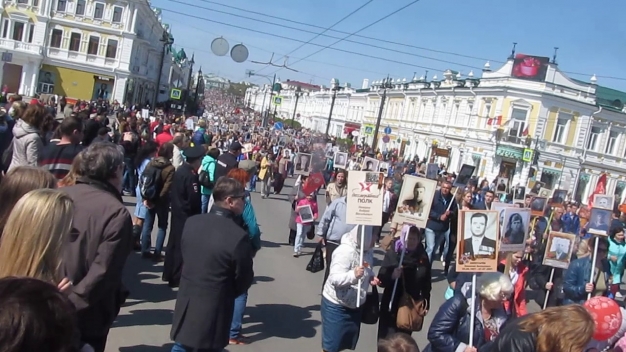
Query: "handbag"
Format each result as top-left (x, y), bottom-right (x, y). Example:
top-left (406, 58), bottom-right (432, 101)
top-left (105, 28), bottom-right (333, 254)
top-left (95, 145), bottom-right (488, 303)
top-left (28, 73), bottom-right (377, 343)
top-left (198, 170), bottom-right (214, 189)
top-left (306, 225), bottom-right (316, 240)
top-left (306, 242), bottom-right (325, 273)
top-left (396, 272), bottom-right (427, 331)
top-left (361, 286), bottom-right (380, 325)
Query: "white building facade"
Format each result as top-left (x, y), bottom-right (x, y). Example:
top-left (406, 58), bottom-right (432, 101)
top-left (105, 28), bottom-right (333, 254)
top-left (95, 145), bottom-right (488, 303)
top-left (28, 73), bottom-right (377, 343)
top-left (246, 58), bottom-right (626, 204)
top-left (0, 0), bottom-right (189, 105)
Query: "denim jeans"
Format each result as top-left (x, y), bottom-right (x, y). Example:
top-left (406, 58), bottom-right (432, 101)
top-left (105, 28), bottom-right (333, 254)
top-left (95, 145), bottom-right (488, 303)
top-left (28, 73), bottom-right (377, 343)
top-left (141, 201), bottom-right (169, 255)
top-left (201, 194), bottom-right (210, 213)
top-left (170, 342), bottom-right (221, 352)
top-left (261, 179), bottom-right (271, 197)
top-left (425, 228), bottom-right (450, 262)
top-left (122, 157), bottom-right (136, 194)
top-left (249, 174), bottom-right (257, 192)
top-left (229, 291), bottom-right (248, 339)
top-left (294, 223), bottom-right (312, 253)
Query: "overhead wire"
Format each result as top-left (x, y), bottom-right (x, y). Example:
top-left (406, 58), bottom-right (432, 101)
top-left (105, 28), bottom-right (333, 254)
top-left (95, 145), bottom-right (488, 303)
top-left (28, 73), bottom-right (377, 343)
top-left (249, 0), bottom-right (375, 76)
top-left (166, 0), bottom-right (626, 82)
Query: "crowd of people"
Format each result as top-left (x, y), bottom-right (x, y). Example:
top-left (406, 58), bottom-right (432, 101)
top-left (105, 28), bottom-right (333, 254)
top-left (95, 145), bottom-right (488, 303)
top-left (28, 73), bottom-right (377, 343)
top-left (0, 88), bottom-right (626, 352)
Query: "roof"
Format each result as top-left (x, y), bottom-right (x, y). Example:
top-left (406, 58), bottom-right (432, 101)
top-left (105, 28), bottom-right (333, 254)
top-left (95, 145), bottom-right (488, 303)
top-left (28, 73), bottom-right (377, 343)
top-left (284, 80), bottom-right (320, 91)
top-left (595, 85), bottom-right (626, 112)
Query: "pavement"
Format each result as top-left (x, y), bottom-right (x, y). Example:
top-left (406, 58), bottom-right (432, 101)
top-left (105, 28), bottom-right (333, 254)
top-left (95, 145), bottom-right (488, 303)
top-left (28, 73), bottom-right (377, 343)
top-left (106, 178), bottom-right (541, 352)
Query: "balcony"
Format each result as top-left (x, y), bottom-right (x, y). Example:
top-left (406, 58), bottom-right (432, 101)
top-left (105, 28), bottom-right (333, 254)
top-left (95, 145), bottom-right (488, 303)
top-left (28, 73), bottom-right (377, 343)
top-left (47, 47), bottom-right (117, 68)
top-left (0, 38), bottom-right (42, 56)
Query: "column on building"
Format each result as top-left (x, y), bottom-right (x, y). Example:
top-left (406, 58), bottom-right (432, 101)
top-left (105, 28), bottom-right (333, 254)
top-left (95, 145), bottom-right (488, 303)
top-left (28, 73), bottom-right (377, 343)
top-left (29, 61), bottom-right (39, 97)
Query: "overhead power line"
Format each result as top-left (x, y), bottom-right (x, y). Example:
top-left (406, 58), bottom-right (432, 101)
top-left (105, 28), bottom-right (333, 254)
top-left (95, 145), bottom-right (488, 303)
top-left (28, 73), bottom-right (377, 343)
top-left (167, 0), bottom-right (626, 82)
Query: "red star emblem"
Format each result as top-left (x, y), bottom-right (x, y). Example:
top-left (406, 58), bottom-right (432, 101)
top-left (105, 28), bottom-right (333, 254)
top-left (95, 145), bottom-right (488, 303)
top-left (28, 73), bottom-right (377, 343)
top-left (359, 182), bottom-right (373, 192)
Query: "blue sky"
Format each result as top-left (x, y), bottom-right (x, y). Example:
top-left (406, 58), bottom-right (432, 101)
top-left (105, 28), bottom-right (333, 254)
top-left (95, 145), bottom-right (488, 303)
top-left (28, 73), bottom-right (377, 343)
top-left (150, 0), bottom-right (626, 92)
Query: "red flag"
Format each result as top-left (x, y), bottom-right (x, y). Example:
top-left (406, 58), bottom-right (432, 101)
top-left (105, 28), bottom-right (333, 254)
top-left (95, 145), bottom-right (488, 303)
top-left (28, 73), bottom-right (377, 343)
top-left (302, 172), bottom-right (325, 196)
top-left (521, 126), bottom-right (529, 136)
top-left (487, 117), bottom-right (493, 126)
top-left (588, 173), bottom-right (607, 207)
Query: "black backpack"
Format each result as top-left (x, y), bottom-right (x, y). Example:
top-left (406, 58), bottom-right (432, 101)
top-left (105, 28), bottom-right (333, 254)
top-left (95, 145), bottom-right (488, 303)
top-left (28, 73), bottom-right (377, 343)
top-left (139, 165), bottom-right (163, 202)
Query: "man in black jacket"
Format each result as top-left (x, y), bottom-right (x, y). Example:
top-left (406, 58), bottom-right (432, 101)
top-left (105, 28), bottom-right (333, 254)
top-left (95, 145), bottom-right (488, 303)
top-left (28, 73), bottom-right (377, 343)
top-left (214, 141), bottom-right (242, 180)
top-left (170, 177), bottom-right (254, 352)
top-left (425, 181), bottom-right (456, 263)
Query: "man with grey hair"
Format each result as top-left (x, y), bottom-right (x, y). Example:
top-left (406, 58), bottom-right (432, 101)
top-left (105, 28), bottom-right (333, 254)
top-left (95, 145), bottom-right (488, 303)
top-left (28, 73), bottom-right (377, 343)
top-left (61, 142), bottom-right (133, 352)
top-left (170, 177), bottom-right (254, 352)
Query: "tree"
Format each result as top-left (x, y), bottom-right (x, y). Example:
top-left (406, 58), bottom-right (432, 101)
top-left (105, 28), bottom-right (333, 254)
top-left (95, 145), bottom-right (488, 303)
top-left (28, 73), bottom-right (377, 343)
top-left (227, 83), bottom-right (249, 98)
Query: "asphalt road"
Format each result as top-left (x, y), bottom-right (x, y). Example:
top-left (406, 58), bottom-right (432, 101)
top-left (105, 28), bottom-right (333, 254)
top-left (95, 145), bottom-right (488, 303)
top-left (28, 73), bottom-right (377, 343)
top-left (106, 178), bottom-right (541, 352)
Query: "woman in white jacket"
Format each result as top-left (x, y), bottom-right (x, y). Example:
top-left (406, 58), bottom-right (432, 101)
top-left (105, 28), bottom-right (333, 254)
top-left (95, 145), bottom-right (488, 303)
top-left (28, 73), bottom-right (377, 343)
top-left (321, 226), bottom-right (379, 352)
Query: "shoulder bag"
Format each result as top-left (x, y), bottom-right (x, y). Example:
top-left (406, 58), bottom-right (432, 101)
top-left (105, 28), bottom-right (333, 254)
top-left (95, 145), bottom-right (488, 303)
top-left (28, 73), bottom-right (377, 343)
top-left (361, 285), bottom-right (380, 325)
top-left (396, 272), bottom-right (427, 331)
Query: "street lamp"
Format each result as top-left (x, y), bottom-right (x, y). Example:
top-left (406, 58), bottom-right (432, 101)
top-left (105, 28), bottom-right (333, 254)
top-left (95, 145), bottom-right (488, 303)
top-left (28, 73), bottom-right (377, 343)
top-left (194, 67), bottom-right (203, 102)
top-left (185, 54), bottom-right (195, 97)
top-left (325, 78), bottom-right (342, 137)
top-left (246, 70), bottom-right (276, 127)
top-left (371, 76), bottom-right (394, 152)
top-left (154, 31), bottom-right (174, 106)
top-left (291, 86), bottom-right (303, 128)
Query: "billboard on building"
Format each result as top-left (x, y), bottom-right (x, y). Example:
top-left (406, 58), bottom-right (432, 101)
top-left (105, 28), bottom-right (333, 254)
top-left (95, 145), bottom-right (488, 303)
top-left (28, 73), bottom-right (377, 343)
top-left (511, 54), bottom-right (550, 82)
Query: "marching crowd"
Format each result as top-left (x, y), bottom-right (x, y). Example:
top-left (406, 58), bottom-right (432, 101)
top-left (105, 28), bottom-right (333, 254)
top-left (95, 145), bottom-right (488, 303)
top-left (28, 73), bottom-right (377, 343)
top-left (0, 88), bottom-right (625, 352)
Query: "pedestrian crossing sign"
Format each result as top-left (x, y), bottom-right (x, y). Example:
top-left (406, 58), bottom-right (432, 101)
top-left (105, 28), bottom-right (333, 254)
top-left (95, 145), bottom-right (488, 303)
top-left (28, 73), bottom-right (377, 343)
top-left (522, 148), bottom-right (533, 162)
top-left (170, 88), bottom-right (182, 100)
top-left (273, 96), bottom-right (283, 106)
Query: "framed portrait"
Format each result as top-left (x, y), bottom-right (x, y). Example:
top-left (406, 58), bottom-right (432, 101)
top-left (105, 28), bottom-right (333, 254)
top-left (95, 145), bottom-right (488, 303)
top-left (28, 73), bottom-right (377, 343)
top-left (495, 177), bottom-right (509, 193)
top-left (361, 156), bottom-right (379, 172)
top-left (454, 164), bottom-right (476, 188)
top-left (550, 189), bottom-right (568, 206)
top-left (538, 187), bottom-right (552, 198)
top-left (333, 152), bottom-right (348, 169)
top-left (588, 207), bottom-right (612, 235)
top-left (514, 186), bottom-right (526, 201)
top-left (530, 197), bottom-right (548, 216)
top-left (456, 210), bottom-right (499, 272)
top-left (500, 208), bottom-right (531, 252)
top-left (593, 194), bottom-right (615, 210)
top-left (394, 175), bottom-right (438, 229)
top-left (295, 153), bottom-right (311, 174)
top-left (298, 204), bottom-right (315, 223)
top-left (542, 231), bottom-right (576, 269)
top-left (345, 171), bottom-right (384, 226)
top-left (426, 163), bottom-right (439, 180)
top-left (378, 162), bottom-right (390, 174)
top-left (528, 181), bottom-right (544, 195)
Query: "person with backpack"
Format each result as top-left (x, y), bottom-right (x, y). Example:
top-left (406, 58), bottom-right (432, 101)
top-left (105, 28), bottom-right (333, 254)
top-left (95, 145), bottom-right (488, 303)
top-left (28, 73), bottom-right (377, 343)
top-left (132, 140), bottom-right (158, 250)
top-left (192, 120), bottom-right (209, 147)
top-left (140, 142), bottom-right (175, 261)
top-left (200, 147), bottom-right (220, 213)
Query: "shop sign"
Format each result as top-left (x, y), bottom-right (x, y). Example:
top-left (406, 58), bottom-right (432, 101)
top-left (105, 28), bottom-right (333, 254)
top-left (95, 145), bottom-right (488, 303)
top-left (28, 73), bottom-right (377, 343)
top-left (522, 148), bottom-right (534, 162)
top-left (496, 145), bottom-right (523, 160)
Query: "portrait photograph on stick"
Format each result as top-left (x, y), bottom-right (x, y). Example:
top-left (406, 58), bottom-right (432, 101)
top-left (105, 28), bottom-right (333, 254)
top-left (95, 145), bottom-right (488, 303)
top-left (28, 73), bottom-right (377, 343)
top-left (333, 152), bottom-right (348, 169)
top-left (587, 207), bottom-right (612, 235)
top-left (593, 194), bottom-right (615, 211)
top-left (298, 204), bottom-right (314, 223)
top-left (514, 186), bottom-right (526, 201)
top-left (550, 189), bottom-right (568, 206)
top-left (295, 153), bottom-right (311, 174)
top-left (538, 187), bottom-right (552, 198)
top-left (453, 164), bottom-right (475, 188)
top-left (456, 210), bottom-right (499, 272)
top-left (542, 231), bottom-right (576, 269)
top-left (426, 163), bottom-right (439, 180)
top-left (530, 196), bottom-right (548, 217)
top-left (495, 177), bottom-right (509, 193)
top-left (394, 175), bottom-right (438, 229)
top-left (528, 180), bottom-right (544, 195)
top-left (361, 156), bottom-right (379, 172)
top-left (500, 207), bottom-right (531, 252)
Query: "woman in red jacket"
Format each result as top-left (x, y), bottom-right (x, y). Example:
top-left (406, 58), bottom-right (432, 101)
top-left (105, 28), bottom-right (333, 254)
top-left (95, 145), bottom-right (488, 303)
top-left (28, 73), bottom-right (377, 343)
top-left (498, 250), bottom-right (528, 318)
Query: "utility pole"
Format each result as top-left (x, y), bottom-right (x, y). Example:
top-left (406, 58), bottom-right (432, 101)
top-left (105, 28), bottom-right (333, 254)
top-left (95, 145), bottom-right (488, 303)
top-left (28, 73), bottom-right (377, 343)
top-left (291, 86), bottom-right (302, 128)
top-left (371, 76), bottom-right (392, 152)
top-left (325, 78), bottom-right (341, 137)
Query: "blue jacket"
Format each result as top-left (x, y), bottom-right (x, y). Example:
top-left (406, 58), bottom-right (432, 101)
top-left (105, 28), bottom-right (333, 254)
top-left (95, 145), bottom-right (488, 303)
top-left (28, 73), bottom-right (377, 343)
top-left (242, 198), bottom-right (261, 251)
top-left (426, 190), bottom-right (456, 233)
top-left (561, 213), bottom-right (580, 235)
top-left (424, 286), bottom-right (508, 352)
top-left (562, 256), bottom-right (612, 304)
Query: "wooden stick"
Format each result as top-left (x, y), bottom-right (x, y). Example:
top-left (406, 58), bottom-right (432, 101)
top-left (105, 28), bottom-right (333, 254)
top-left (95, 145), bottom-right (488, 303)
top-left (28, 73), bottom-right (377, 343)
top-left (388, 245), bottom-right (407, 311)
top-left (588, 237), bottom-right (600, 300)
top-left (356, 225), bottom-right (365, 307)
top-left (468, 273), bottom-right (477, 348)
top-left (543, 268), bottom-right (555, 309)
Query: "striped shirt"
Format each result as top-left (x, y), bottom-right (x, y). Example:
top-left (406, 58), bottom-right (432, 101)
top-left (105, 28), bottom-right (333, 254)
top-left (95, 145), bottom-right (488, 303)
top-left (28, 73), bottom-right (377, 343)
top-left (39, 142), bottom-right (83, 179)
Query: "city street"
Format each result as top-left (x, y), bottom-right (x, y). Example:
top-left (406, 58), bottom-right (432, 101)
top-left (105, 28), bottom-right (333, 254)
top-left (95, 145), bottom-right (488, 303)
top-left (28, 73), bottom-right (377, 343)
top-left (106, 178), bottom-right (540, 352)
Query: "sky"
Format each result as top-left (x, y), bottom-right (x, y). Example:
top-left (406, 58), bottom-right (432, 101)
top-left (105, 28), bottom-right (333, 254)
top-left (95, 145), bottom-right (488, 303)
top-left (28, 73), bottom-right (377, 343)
top-left (150, 0), bottom-right (626, 92)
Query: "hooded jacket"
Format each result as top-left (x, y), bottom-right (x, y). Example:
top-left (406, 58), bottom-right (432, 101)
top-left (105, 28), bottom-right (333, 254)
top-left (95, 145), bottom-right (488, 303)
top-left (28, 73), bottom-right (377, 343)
top-left (148, 156), bottom-right (175, 200)
top-left (8, 119), bottom-right (42, 171)
top-left (200, 154), bottom-right (217, 195)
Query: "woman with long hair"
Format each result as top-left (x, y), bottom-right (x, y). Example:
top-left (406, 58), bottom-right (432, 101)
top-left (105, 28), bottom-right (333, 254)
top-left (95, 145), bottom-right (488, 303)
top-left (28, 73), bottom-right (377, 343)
top-left (58, 150), bottom-right (84, 188)
top-left (8, 103), bottom-right (51, 170)
top-left (132, 140), bottom-right (158, 249)
top-left (0, 189), bottom-right (74, 291)
top-left (608, 226), bottom-right (626, 297)
top-left (498, 251), bottom-right (529, 317)
top-left (488, 305), bottom-right (594, 352)
top-left (0, 166), bottom-right (57, 236)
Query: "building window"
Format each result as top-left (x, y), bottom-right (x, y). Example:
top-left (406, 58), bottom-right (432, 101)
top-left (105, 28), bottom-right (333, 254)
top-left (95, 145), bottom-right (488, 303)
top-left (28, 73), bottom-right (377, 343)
top-left (27, 23), bottom-right (34, 43)
top-left (57, 0), bottom-right (67, 12)
top-left (553, 113), bottom-right (571, 143)
top-left (587, 126), bottom-right (602, 151)
top-left (105, 39), bottom-right (117, 58)
top-left (112, 7), bottom-right (123, 23)
top-left (508, 107), bottom-right (528, 141)
top-left (49, 29), bottom-right (62, 48)
top-left (11, 22), bottom-right (25, 42)
top-left (606, 130), bottom-right (619, 155)
top-left (1, 20), bottom-right (8, 39)
top-left (87, 36), bottom-right (99, 55)
top-left (93, 3), bottom-right (104, 19)
top-left (69, 32), bottom-right (80, 52)
top-left (75, 0), bottom-right (86, 15)
top-left (17, 0), bottom-right (28, 4)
